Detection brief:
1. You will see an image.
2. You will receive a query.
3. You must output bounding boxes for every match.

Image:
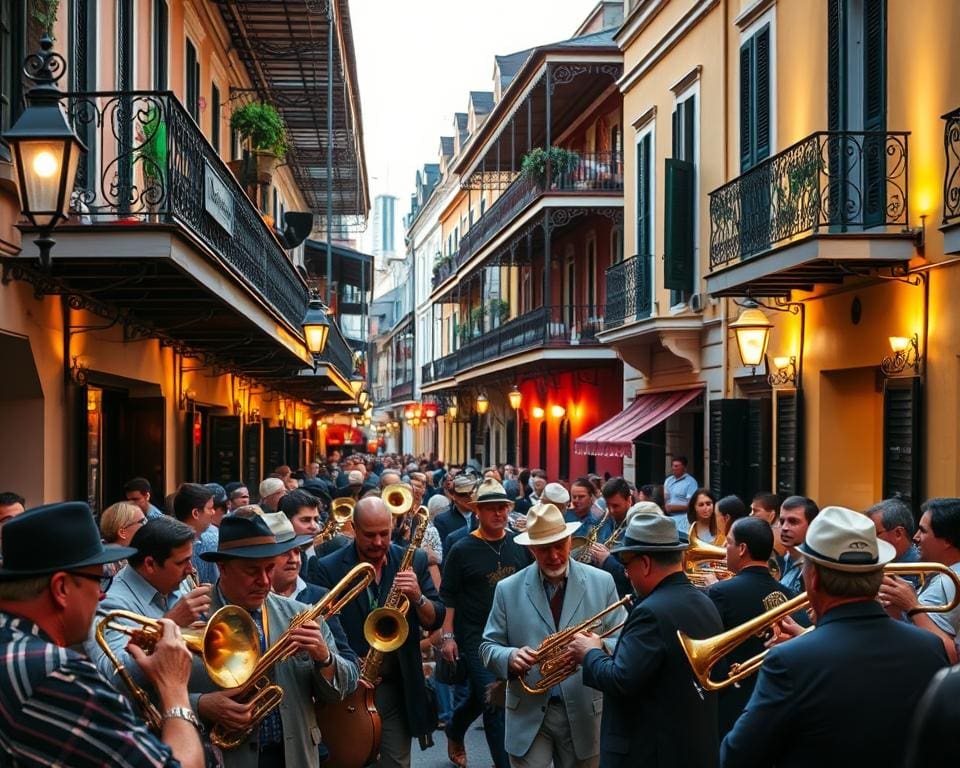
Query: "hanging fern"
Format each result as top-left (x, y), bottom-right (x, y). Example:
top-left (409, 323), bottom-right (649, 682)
top-left (31, 0), bottom-right (60, 39)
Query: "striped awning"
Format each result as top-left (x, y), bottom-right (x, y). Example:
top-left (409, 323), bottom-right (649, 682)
top-left (574, 388), bottom-right (703, 458)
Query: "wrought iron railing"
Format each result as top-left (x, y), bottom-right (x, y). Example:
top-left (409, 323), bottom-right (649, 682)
top-left (943, 109), bottom-right (960, 224)
top-left (391, 380), bottom-right (413, 402)
top-left (605, 254), bottom-right (652, 328)
top-left (433, 151), bottom-right (624, 288)
top-left (316, 318), bottom-right (354, 377)
top-left (62, 90), bottom-right (309, 330)
top-left (709, 131), bottom-right (910, 269)
top-left (421, 305), bottom-right (604, 383)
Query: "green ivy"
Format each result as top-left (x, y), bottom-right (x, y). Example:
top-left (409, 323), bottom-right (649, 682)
top-left (229, 102), bottom-right (288, 158)
top-left (31, 0), bottom-right (60, 39)
top-left (520, 146), bottom-right (580, 183)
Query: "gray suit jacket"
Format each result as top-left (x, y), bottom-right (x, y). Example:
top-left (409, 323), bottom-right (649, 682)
top-left (480, 559), bottom-right (626, 760)
top-left (192, 588), bottom-right (358, 768)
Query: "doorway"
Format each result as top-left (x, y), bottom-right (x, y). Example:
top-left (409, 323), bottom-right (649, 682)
top-left (0, 333), bottom-right (44, 505)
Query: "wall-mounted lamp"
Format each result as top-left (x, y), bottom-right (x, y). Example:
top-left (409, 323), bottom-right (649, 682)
top-left (531, 406), bottom-right (545, 419)
top-left (731, 301), bottom-right (773, 368)
top-left (881, 333), bottom-right (921, 377)
top-left (508, 385), bottom-right (522, 410)
top-left (69, 355), bottom-right (88, 385)
top-left (767, 355), bottom-right (797, 387)
top-left (250, 407), bottom-right (260, 422)
top-left (476, 393), bottom-right (489, 415)
top-left (447, 403), bottom-right (458, 420)
top-left (302, 294), bottom-right (330, 357)
top-left (179, 387), bottom-right (197, 410)
top-left (550, 404), bottom-right (566, 419)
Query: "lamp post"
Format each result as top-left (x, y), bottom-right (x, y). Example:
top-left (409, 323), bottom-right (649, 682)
top-left (4, 36), bottom-right (86, 268)
top-left (508, 385), bottom-right (522, 465)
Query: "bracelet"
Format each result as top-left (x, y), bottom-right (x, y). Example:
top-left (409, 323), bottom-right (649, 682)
top-left (162, 706), bottom-right (200, 729)
top-left (318, 652), bottom-right (334, 668)
top-left (441, 632), bottom-right (456, 642)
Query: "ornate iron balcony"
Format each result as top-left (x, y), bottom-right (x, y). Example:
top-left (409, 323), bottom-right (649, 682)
top-left (709, 131), bottom-right (910, 270)
top-left (943, 109), bottom-right (960, 225)
top-left (62, 90), bottom-right (309, 331)
top-left (604, 254), bottom-right (652, 329)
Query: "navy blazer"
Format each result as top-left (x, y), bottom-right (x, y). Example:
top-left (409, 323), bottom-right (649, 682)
top-left (433, 506), bottom-right (470, 552)
top-left (582, 571), bottom-right (723, 768)
top-left (294, 582), bottom-right (359, 668)
top-left (312, 542), bottom-right (445, 739)
top-left (721, 600), bottom-right (949, 768)
top-left (706, 566), bottom-right (787, 738)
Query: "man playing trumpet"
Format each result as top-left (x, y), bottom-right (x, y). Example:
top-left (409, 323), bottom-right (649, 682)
top-left (480, 503), bottom-right (625, 768)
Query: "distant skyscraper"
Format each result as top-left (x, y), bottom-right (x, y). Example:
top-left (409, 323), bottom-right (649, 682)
top-left (372, 194), bottom-right (397, 267)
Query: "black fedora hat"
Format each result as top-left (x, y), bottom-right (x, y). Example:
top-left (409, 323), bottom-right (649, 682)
top-left (199, 513), bottom-right (298, 562)
top-left (0, 501), bottom-right (137, 580)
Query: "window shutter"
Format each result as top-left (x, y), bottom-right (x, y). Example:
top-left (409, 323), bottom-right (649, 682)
top-left (862, 0), bottom-right (887, 227)
top-left (739, 39), bottom-right (753, 170)
top-left (754, 26), bottom-right (771, 162)
top-left (827, 0), bottom-right (844, 131)
top-left (882, 377), bottom-right (921, 510)
top-left (746, 398), bottom-right (772, 500)
top-left (664, 158), bottom-right (694, 292)
top-left (636, 133), bottom-right (651, 258)
top-left (775, 389), bottom-right (803, 496)
top-left (709, 399), bottom-right (749, 499)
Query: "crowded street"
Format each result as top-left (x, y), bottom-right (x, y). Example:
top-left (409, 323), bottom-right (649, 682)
top-left (1, 0), bottom-right (960, 767)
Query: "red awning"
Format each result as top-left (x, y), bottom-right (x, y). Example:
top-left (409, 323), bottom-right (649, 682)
top-left (574, 388), bottom-right (703, 458)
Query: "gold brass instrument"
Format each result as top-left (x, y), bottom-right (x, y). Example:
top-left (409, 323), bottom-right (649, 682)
top-left (314, 497), bottom-right (355, 547)
top-left (520, 595), bottom-right (633, 694)
top-left (602, 516), bottom-right (630, 548)
top-left (570, 509), bottom-right (609, 563)
top-left (382, 483), bottom-right (414, 517)
top-left (684, 533), bottom-right (732, 586)
top-left (678, 561), bottom-right (960, 692)
top-left (95, 606), bottom-right (261, 731)
top-left (210, 562), bottom-right (376, 749)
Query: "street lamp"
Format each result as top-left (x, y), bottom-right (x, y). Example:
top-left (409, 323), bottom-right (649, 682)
top-left (730, 302), bottom-right (773, 368)
top-left (358, 389), bottom-right (369, 410)
top-left (349, 371), bottom-right (364, 396)
top-left (4, 36), bottom-right (86, 268)
top-left (508, 385), bottom-right (522, 465)
top-left (508, 385), bottom-right (522, 411)
top-left (476, 393), bottom-right (489, 415)
top-left (302, 295), bottom-right (330, 357)
top-left (447, 402), bottom-right (458, 420)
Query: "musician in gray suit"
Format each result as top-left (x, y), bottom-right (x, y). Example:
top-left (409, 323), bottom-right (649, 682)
top-left (193, 514), bottom-right (358, 768)
top-left (481, 503), bottom-right (627, 768)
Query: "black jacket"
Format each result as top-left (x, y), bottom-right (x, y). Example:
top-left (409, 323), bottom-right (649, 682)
top-left (706, 565), bottom-right (787, 737)
top-left (904, 664), bottom-right (960, 767)
top-left (311, 542), bottom-right (445, 739)
top-left (582, 571), bottom-right (723, 768)
top-left (721, 600), bottom-right (949, 768)
top-left (433, 507), bottom-right (473, 555)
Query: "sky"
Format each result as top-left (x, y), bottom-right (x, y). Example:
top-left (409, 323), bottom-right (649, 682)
top-left (349, 0), bottom-right (601, 251)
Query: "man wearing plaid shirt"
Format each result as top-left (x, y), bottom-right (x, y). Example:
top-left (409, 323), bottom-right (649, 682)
top-left (0, 501), bottom-right (203, 768)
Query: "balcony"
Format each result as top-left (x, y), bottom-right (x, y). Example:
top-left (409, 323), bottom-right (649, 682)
top-left (942, 109), bottom-right (960, 253)
top-left (432, 152), bottom-right (623, 289)
top-left (705, 131), bottom-right (917, 297)
top-left (421, 305), bottom-right (606, 385)
top-left (604, 254), bottom-right (652, 329)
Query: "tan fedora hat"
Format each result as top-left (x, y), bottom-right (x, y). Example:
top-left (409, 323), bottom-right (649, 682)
top-left (513, 503), bottom-right (581, 547)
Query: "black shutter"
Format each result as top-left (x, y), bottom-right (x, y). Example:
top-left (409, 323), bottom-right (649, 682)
top-left (154, 0), bottom-right (168, 91)
top-left (264, 426), bottom-right (285, 473)
top-left (746, 398), bottom-right (772, 500)
top-left (208, 415), bottom-right (241, 486)
top-left (211, 84), bottom-right (221, 153)
top-left (754, 26), bottom-right (771, 162)
top-left (739, 39), bottom-right (753, 170)
top-left (862, 0), bottom-right (887, 227)
top-left (244, 422), bottom-right (263, 500)
top-left (709, 399), bottom-right (749, 499)
top-left (559, 419), bottom-right (571, 481)
top-left (827, 0), bottom-right (844, 131)
top-left (637, 133), bottom-right (651, 258)
top-left (775, 389), bottom-right (803, 496)
top-left (538, 422), bottom-right (548, 470)
top-left (882, 377), bottom-right (921, 510)
top-left (664, 158), bottom-right (694, 291)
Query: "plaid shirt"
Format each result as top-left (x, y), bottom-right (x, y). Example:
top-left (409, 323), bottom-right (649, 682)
top-left (0, 612), bottom-right (178, 767)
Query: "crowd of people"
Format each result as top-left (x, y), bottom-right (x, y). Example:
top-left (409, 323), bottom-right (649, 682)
top-left (0, 453), bottom-right (958, 767)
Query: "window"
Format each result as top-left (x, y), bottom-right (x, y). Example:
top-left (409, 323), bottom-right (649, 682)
top-left (586, 235), bottom-right (597, 314)
top-left (610, 227), bottom-right (624, 267)
top-left (0, 1), bottom-right (24, 138)
top-left (153, 0), bottom-right (168, 90)
top-left (210, 83), bottom-right (220, 153)
top-left (185, 38), bottom-right (200, 122)
top-left (666, 92), bottom-right (697, 304)
top-left (117, 0), bottom-right (134, 92)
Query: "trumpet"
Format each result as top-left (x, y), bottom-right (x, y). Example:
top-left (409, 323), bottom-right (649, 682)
top-left (678, 561), bottom-right (960, 692)
top-left (382, 483), bottom-right (414, 517)
top-left (520, 595), bottom-right (633, 694)
top-left (570, 510), bottom-right (609, 563)
top-left (315, 497), bottom-right (355, 547)
top-left (95, 606), bottom-right (261, 731)
top-left (210, 562), bottom-right (375, 749)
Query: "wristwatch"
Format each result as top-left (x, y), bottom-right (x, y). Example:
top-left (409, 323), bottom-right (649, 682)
top-left (442, 632), bottom-right (456, 642)
top-left (162, 706), bottom-right (200, 729)
top-left (416, 593), bottom-right (428, 608)
top-left (318, 652), bottom-right (334, 668)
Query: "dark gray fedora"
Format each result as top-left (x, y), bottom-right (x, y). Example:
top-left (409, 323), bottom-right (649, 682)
top-left (0, 501), bottom-right (136, 580)
top-left (199, 513), bottom-right (296, 562)
top-left (610, 513), bottom-right (689, 557)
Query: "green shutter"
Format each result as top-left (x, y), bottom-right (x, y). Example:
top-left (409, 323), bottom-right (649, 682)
top-left (636, 133), bottom-right (651, 257)
top-left (754, 26), bottom-right (771, 162)
top-left (883, 377), bottom-right (921, 511)
top-left (775, 389), bottom-right (803, 496)
top-left (739, 39), bottom-right (753, 170)
top-left (664, 158), bottom-right (694, 292)
top-left (827, 0), bottom-right (844, 131)
top-left (862, 0), bottom-right (887, 227)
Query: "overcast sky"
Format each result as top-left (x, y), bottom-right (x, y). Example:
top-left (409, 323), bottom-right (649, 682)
top-left (349, 0), bottom-right (600, 250)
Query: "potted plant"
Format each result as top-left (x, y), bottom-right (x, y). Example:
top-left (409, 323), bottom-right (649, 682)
top-left (470, 305), bottom-right (486, 336)
top-left (229, 102), bottom-right (288, 186)
top-left (489, 298), bottom-right (509, 324)
top-left (520, 146), bottom-right (580, 188)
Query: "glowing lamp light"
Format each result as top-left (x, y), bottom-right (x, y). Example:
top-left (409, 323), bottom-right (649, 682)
top-left (301, 297), bottom-right (330, 356)
top-left (531, 406), bottom-right (545, 419)
top-left (731, 304), bottom-right (773, 367)
top-left (447, 404), bottom-right (458, 420)
top-left (508, 385), bottom-right (522, 410)
top-left (423, 403), bottom-right (438, 419)
top-left (476, 393), bottom-right (489, 415)
top-left (349, 371), bottom-right (364, 396)
top-left (772, 356), bottom-right (792, 371)
top-left (889, 336), bottom-right (911, 353)
top-left (550, 404), bottom-right (566, 419)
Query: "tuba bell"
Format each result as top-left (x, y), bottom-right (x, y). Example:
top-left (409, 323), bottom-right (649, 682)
top-left (382, 483), bottom-right (414, 517)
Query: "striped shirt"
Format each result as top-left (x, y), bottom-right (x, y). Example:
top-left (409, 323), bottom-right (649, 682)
top-left (0, 612), bottom-right (178, 767)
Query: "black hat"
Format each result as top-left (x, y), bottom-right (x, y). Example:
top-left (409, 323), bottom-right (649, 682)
top-left (199, 513), bottom-right (298, 562)
top-left (0, 502), bottom-right (137, 580)
top-left (301, 479), bottom-right (332, 504)
top-left (204, 483), bottom-right (228, 505)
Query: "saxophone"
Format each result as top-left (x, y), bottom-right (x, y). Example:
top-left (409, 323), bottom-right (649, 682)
top-left (570, 509), bottom-right (609, 562)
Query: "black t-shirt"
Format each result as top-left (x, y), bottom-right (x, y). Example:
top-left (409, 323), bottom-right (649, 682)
top-left (440, 531), bottom-right (533, 650)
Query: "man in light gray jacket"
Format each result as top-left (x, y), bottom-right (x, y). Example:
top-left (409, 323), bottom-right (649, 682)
top-left (480, 503), bottom-right (627, 768)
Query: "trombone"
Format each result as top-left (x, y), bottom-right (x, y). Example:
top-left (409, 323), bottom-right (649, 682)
top-left (677, 561), bottom-right (960, 692)
top-left (520, 595), bottom-right (633, 694)
top-left (210, 562), bottom-right (375, 749)
top-left (95, 606), bottom-right (261, 731)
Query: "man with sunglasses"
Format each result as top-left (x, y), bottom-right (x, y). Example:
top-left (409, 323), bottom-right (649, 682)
top-left (0, 502), bottom-right (203, 767)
